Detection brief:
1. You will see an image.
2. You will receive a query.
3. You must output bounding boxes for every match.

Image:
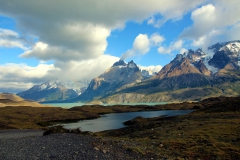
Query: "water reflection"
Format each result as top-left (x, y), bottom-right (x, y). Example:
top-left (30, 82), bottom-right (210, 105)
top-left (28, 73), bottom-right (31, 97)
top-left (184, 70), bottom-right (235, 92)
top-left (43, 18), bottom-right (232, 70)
top-left (62, 110), bottom-right (193, 132)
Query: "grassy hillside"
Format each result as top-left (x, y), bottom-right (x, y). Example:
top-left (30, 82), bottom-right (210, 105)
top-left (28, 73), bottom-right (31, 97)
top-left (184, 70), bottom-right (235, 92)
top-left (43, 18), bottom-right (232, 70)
top-left (95, 81), bottom-right (240, 103)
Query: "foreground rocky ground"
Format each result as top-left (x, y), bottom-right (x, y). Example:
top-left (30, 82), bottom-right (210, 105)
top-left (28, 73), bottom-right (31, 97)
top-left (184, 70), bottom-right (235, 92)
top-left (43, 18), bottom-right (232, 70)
top-left (0, 130), bottom-right (147, 160)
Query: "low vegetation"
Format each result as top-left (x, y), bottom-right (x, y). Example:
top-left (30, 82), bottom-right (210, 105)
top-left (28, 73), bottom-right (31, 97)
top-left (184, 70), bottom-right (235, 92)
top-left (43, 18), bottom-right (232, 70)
top-left (43, 125), bottom-right (82, 136)
top-left (96, 96), bottom-right (240, 159)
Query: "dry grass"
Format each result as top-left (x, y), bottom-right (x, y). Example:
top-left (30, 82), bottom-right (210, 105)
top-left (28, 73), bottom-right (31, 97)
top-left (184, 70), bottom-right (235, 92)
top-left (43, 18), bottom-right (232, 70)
top-left (0, 101), bottom-right (196, 130)
top-left (96, 96), bottom-right (240, 159)
top-left (0, 106), bottom-right (99, 129)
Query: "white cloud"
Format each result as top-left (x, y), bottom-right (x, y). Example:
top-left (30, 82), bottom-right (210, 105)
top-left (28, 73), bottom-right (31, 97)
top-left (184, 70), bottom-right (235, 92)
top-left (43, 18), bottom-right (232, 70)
top-left (146, 0), bottom-right (207, 28)
top-left (150, 33), bottom-right (165, 46)
top-left (20, 23), bottom-right (110, 61)
top-left (49, 55), bottom-right (119, 81)
top-left (180, 1), bottom-right (240, 48)
top-left (139, 65), bottom-right (162, 73)
top-left (0, 63), bottom-right (55, 93)
top-left (121, 33), bottom-right (165, 60)
top-left (157, 47), bottom-right (171, 54)
top-left (133, 34), bottom-right (150, 54)
top-left (192, 36), bottom-right (206, 47)
top-left (0, 28), bottom-right (29, 50)
top-left (0, 28), bottom-right (18, 37)
top-left (0, 55), bottom-right (119, 93)
top-left (226, 23), bottom-right (240, 41)
top-left (181, 4), bottom-right (216, 39)
top-left (157, 40), bottom-right (183, 54)
top-left (172, 40), bottom-right (183, 50)
top-left (120, 50), bottom-right (135, 61)
top-left (180, 48), bottom-right (188, 55)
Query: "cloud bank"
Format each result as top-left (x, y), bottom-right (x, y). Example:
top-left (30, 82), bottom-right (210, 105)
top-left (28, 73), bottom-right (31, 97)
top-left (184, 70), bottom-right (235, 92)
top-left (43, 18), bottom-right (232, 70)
top-left (180, 1), bottom-right (240, 49)
top-left (0, 55), bottom-right (119, 93)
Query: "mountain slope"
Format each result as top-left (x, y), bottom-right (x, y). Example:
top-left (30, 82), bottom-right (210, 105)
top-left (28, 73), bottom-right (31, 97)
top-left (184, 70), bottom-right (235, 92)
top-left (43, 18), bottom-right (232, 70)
top-left (73, 60), bottom-right (149, 102)
top-left (93, 41), bottom-right (240, 103)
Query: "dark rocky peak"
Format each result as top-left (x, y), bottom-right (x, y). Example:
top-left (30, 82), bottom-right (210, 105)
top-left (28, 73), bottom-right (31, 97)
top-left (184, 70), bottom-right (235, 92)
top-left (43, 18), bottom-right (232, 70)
top-left (171, 54), bottom-right (184, 64)
top-left (195, 48), bottom-right (206, 56)
top-left (208, 50), bottom-right (231, 69)
top-left (127, 60), bottom-right (138, 68)
top-left (126, 60), bottom-right (140, 73)
top-left (112, 60), bottom-right (127, 67)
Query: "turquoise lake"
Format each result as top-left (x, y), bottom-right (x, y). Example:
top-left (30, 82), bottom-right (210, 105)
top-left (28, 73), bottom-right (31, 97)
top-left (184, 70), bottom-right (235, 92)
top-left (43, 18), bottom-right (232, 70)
top-left (43, 102), bottom-right (168, 109)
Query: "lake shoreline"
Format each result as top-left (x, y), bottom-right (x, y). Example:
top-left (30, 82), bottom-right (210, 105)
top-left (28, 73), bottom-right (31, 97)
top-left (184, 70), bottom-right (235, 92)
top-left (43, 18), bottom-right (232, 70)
top-left (60, 109), bottom-right (194, 132)
top-left (39, 104), bottom-right (196, 127)
top-left (0, 101), bottom-right (198, 130)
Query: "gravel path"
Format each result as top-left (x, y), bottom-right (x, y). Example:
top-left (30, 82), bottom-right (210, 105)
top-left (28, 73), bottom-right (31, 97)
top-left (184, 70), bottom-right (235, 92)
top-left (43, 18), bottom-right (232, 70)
top-left (0, 129), bottom-right (44, 140)
top-left (0, 130), bottom-right (148, 160)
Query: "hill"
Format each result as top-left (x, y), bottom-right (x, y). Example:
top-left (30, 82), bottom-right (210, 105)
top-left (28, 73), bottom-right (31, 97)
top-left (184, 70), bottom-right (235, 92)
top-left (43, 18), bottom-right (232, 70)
top-left (0, 93), bottom-right (49, 107)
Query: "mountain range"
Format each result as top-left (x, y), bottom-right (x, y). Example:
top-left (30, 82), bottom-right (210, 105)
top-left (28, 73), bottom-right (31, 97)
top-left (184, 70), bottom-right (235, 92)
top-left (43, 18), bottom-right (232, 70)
top-left (17, 80), bottom-right (89, 102)
top-left (17, 40), bottom-right (240, 103)
top-left (81, 40), bottom-right (240, 103)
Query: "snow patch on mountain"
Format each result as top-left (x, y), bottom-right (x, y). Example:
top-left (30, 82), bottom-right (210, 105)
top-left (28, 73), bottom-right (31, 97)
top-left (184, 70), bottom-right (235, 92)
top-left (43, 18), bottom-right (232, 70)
top-left (116, 65), bottom-right (127, 69)
top-left (39, 80), bottom-right (59, 90)
top-left (203, 57), bottom-right (219, 74)
top-left (181, 48), bottom-right (219, 74)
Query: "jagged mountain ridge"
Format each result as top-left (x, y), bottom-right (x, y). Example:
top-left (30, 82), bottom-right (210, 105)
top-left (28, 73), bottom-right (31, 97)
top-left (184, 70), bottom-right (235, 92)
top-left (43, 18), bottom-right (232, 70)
top-left (72, 60), bottom-right (152, 102)
top-left (88, 40), bottom-right (240, 103)
top-left (17, 80), bottom-right (89, 102)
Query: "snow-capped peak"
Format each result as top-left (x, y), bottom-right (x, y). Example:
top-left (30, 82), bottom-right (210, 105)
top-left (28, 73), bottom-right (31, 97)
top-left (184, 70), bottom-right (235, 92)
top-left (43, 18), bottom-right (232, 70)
top-left (39, 80), bottom-right (60, 90)
top-left (36, 80), bottom-right (90, 95)
top-left (220, 42), bottom-right (240, 55)
top-left (179, 48), bottom-right (219, 74)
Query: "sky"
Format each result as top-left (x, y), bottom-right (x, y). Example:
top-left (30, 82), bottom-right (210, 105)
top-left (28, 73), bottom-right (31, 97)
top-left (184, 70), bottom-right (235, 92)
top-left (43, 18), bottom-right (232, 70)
top-left (0, 0), bottom-right (240, 93)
